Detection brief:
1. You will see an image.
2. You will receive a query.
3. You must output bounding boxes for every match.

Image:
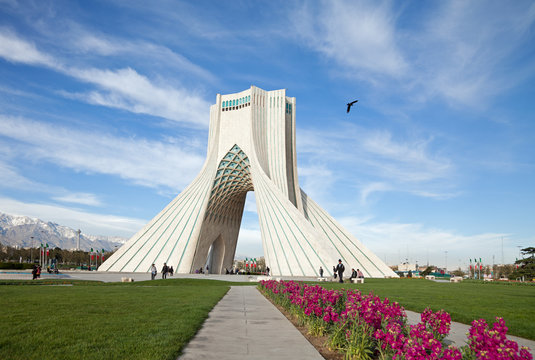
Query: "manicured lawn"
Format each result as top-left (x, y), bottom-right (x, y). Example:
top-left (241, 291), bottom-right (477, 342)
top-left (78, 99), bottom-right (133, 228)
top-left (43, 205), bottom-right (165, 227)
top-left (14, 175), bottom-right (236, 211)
top-left (319, 278), bottom-right (535, 340)
top-left (0, 278), bottom-right (253, 360)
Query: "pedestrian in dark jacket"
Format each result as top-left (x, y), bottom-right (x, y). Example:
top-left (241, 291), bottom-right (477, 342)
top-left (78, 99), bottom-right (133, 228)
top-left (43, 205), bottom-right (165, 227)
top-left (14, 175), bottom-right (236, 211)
top-left (335, 259), bottom-right (345, 283)
top-left (161, 263), bottom-right (168, 279)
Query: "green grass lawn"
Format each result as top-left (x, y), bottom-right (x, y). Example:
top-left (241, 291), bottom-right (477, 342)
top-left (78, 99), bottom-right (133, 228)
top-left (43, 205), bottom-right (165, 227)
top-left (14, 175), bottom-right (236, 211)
top-left (0, 278), bottom-right (253, 360)
top-left (319, 278), bottom-right (535, 340)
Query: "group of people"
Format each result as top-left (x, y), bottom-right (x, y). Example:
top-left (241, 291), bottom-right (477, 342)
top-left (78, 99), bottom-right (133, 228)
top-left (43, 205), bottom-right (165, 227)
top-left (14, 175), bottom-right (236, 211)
top-left (150, 263), bottom-right (174, 280)
top-left (318, 259), bottom-right (365, 283)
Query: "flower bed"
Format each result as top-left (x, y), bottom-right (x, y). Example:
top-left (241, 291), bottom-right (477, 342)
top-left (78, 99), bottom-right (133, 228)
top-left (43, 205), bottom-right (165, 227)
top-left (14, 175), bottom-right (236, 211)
top-left (258, 280), bottom-right (532, 360)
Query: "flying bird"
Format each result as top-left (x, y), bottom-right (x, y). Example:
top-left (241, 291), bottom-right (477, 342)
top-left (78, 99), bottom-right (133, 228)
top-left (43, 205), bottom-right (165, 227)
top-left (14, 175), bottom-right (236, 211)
top-left (347, 100), bottom-right (359, 113)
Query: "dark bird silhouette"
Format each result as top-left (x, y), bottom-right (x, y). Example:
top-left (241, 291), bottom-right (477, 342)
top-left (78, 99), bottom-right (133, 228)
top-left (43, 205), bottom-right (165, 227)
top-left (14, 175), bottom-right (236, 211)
top-left (347, 100), bottom-right (358, 113)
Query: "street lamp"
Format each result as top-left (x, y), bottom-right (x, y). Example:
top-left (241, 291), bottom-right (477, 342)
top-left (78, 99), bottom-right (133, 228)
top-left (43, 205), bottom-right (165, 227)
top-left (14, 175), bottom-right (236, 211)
top-left (30, 236), bottom-right (34, 263)
top-left (445, 251), bottom-right (448, 272)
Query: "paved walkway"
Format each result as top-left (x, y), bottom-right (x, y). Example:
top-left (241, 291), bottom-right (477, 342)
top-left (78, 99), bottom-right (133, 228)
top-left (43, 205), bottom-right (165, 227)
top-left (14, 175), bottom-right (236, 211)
top-left (178, 286), bottom-right (324, 360)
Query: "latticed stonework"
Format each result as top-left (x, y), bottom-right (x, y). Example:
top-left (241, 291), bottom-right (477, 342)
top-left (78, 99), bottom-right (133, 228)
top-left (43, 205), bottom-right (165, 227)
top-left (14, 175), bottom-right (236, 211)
top-left (205, 145), bottom-right (252, 225)
top-left (100, 86), bottom-right (397, 278)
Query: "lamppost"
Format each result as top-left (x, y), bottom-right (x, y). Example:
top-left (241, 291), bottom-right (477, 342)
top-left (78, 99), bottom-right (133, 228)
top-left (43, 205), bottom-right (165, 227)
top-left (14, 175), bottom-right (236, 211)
top-left (445, 251), bottom-right (448, 273)
top-left (30, 236), bottom-right (34, 263)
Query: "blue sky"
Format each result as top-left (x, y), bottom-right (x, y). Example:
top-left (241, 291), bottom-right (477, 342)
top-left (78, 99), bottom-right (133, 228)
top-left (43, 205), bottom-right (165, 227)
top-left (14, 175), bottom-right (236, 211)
top-left (0, 0), bottom-right (534, 269)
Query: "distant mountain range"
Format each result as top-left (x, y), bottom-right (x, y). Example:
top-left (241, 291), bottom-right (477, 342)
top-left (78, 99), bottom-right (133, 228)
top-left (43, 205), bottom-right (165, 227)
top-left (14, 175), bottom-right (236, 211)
top-left (0, 212), bottom-right (127, 251)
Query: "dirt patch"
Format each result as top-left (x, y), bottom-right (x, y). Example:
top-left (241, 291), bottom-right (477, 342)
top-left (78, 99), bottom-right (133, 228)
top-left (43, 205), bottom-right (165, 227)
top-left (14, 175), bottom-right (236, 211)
top-left (261, 291), bottom-right (343, 360)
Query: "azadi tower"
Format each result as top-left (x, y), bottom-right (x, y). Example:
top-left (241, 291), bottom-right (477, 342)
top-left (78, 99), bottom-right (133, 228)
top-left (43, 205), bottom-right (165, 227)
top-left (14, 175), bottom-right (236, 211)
top-left (100, 86), bottom-right (396, 278)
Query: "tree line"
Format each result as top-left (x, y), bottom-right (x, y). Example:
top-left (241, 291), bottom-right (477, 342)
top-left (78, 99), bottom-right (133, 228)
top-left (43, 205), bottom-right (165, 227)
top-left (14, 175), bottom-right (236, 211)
top-left (0, 243), bottom-right (117, 268)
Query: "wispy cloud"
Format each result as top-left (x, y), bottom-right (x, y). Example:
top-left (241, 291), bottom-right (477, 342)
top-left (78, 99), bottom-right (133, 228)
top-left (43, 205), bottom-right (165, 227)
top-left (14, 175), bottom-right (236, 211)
top-left (0, 197), bottom-right (145, 237)
top-left (0, 28), bottom-right (59, 68)
top-left (337, 215), bottom-right (510, 267)
top-left (414, 1), bottom-right (535, 106)
top-left (0, 115), bottom-right (205, 191)
top-left (0, 29), bottom-right (211, 127)
top-left (359, 182), bottom-right (391, 204)
top-left (52, 193), bottom-right (102, 207)
top-left (297, 124), bottom-right (455, 202)
top-left (293, 1), bottom-right (535, 107)
top-left (67, 67), bottom-right (210, 126)
top-left (0, 160), bottom-right (40, 190)
top-left (294, 1), bottom-right (406, 78)
top-left (72, 32), bottom-right (215, 81)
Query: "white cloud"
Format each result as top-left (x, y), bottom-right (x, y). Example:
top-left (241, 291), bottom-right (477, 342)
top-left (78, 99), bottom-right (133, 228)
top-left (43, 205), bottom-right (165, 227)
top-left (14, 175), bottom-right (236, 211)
top-left (52, 193), bottom-right (102, 207)
top-left (235, 227), bottom-right (263, 258)
top-left (413, 1), bottom-right (535, 106)
top-left (0, 161), bottom-right (40, 190)
top-left (0, 115), bottom-right (205, 191)
top-left (0, 197), bottom-right (145, 237)
top-left (73, 32), bottom-right (214, 82)
top-left (337, 215), bottom-right (512, 268)
top-left (0, 28), bottom-right (58, 68)
top-left (360, 131), bottom-right (452, 182)
top-left (294, 1), bottom-right (535, 107)
top-left (294, 0), bottom-right (406, 77)
top-left (360, 182), bottom-right (391, 204)
top-left (0, 30), bottom-right (210, 127)
top-left (68, 67), bottom-right (210, 127)
top-left (244, 192), bottom-right (257, 213)
top-left (297, 124), bottom-right (455, 201)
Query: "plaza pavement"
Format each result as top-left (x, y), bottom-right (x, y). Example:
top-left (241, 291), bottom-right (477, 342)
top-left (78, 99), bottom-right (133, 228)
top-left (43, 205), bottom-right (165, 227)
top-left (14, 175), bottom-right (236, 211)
top-left (1, 270), bottom-right (534, 357)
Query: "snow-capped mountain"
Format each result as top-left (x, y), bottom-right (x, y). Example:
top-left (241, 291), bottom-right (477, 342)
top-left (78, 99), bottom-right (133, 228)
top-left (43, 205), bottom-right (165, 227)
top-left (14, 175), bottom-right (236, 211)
top-left (0, 212), bottom-right (127, 251)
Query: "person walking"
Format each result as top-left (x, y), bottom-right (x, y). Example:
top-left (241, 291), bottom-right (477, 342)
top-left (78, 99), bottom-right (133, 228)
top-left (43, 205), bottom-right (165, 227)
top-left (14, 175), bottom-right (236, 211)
top-left (32, 265), bottom-right (38, 280)
top-left (169, 266), bottom-right (174, 276)
top-left (335, 259), bottom-right (345, 283)
top-left (151, 264), bottom-right (157, 280)
top-left (319, 266), bottom-right (324, 278)
top-left (161, 263), bottom-right (168, 279)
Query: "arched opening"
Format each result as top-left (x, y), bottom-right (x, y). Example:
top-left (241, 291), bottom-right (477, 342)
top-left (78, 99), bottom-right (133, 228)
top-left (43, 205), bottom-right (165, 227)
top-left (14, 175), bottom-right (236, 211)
top-left (235, 191), bottom-right (264, 272)
top-left (191, 144), bottom-right (257, 274)
top-left (204, 235), bottom-right (225, 274)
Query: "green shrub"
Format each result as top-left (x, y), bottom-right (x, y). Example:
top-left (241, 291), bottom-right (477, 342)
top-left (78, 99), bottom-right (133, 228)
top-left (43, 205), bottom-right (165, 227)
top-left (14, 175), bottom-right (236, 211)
top-left (0, 262), bottom-right (34, 270)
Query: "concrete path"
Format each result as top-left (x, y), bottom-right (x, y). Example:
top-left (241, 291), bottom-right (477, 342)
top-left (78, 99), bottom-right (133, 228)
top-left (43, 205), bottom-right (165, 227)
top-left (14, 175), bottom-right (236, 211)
top-left (178, 286), bottom-right (324, 360)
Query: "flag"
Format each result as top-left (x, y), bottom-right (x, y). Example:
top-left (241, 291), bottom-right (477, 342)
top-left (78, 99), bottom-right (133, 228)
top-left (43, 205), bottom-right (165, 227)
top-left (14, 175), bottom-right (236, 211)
top-left (470, 259), bottom-right (472, 270)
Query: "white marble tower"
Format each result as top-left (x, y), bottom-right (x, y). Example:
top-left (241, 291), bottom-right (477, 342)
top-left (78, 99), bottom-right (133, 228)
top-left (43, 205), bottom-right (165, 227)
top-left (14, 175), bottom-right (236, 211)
top-left (99, 86), bottom-right (397, 278)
